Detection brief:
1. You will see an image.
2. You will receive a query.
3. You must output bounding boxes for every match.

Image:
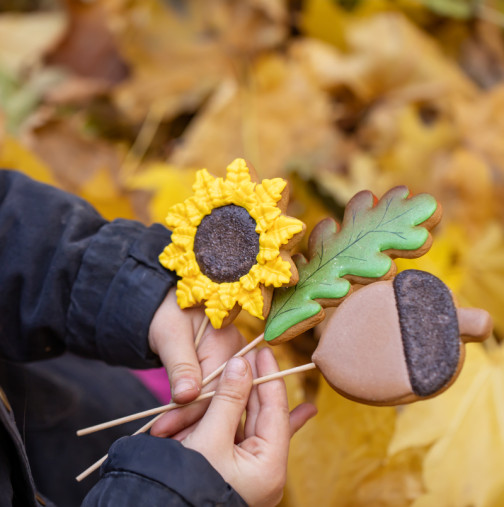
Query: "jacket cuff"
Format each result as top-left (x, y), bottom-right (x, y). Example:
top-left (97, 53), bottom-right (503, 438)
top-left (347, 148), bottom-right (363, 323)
top-left (88, 434), bottom-right (247, 506)
top-left (66, 221), bottom-right (176, 368)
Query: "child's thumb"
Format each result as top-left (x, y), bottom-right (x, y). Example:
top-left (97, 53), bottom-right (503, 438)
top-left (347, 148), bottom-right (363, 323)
top-left (195, 357), bottom-right (253, 450)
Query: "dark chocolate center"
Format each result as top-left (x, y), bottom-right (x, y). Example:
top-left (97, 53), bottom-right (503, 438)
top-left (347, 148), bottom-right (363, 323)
top-left (194, 205), bottom-right (259, 283)
top-left (393, 269), bottom-right (460, 397)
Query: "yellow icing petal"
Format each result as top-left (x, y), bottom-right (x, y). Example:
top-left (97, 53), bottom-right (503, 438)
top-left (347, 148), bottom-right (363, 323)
top-left (225, 158), bottom-right (252, 186)
top-left (165, 202), bottom-right (192, 229)
top-left (205, 291), bottom-right (235, 328)
top-left (191, 274), bottom-right (214, 302)
top-left (255, 178), bottom-right (286, 206)
top-left (209, 177), bottom-right (232, 206)
top-left (171, 226), bottom-right (196, 249)
top-left (237, 287), bottom-right (264, 319)
top-left (205, 307), bottom-right (228, 329)
top-left (240, 264), bottom-right (263, 291)
top-left (217, 282), bottom-right (240, 310)
top-left (229, 181), bottom-right (257, 210)
top-left (193, 168), bottom-right (215, 198)
top-left (176, 279), bottom-right (197, 308)
top-left (159, 244), bottom-right (186, 271)
top-left (262, 215), bottom-right (304, 249)
top-left (258, 256), bottom-right (293, 286)
top-left (184, 198), bottom-right (207, 225)
top-left (174, 252), bottom-right (199, 277)
top-left (189, 195), bottom-right (212, 218)
top-left (256, 215), bottom-right (304, 263)
top-left (251, 204), bottom-right (282, 232)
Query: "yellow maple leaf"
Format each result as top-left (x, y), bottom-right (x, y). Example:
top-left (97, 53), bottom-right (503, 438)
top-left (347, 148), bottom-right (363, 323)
top-left (78, 167), bottom-right (136, 221)
top-left (126, 163), bottom-right (197, 223)
top-left (389, 343), bottom-right (504, 507)
top-left (0, 135), bottom-right (56, 185)
top-left (284, 376), bottom-right (397, 506)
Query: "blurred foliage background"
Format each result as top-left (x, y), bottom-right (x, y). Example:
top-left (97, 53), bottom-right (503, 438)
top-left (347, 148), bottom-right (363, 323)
top-left (2, 0), bottom-right (504, 505)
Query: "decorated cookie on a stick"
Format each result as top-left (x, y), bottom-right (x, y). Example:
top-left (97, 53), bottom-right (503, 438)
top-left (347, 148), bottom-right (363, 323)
top-left (75, 183), bottom-right (492, 482)
top-left (313, 269), bottom-right (492, 405)
top-left (264, 185), bottom-right (442, 343)
top-left (158, 158), bottom-right (305, 329)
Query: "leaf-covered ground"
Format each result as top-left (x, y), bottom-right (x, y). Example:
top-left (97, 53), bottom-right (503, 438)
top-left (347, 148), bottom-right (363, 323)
top-left (3, 0), bottom-right (504, 505)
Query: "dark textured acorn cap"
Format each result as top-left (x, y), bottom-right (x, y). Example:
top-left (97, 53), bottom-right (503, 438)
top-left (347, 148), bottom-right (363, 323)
top-left (393, 269), bottom-right (460, 397)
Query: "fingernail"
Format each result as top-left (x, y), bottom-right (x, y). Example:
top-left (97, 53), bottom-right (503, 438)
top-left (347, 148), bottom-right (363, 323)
top-left (225, 358), bottom-right (248, 379)
top-left (173, 379), bottom-right (198, 397)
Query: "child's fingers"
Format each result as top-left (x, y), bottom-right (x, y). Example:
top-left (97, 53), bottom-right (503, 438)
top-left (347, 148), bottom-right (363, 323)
top-left (156, 330), bottom-right (202, 405)
top-left (248, 348), bottom-right (290, 453)
top-left (150, 398), bottom-right (211, 438)
top-left (189, 357), bottom-right (253, 452)
top-left (151, 326), bottom-right (246, 437)
top-left (243, 349), bottom-right (260, 439)
top-left (149, 290), bottom-right (204, 404)
top-left (289, 403), bottom-right (318, 436)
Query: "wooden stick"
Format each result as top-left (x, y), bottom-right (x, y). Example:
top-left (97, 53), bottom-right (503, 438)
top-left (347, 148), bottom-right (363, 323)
top-left (76, 361), bottom-right (316, 481)
top-left (77, 333), bottom-right (266, 437)
top-left (194, 315), bottom-right (209, 349)
top-left (77, 319), bottom-right (211, 482)
top-left (76, 413), bottom-right (166, 482)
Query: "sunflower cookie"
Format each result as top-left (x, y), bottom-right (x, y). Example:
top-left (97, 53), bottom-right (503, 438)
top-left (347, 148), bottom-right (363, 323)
top-left (312, 269), bottom-right (493, 405)
top-left (159, 158), bottom-right (305, 329)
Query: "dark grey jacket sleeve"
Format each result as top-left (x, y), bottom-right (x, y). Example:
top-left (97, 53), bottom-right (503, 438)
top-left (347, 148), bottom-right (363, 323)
top-left (0, 169), bottom-right (176, 368)
top-left (0, 170), bottom-right (247, 506)
top-left (83, 435), bottom-right (247, 506)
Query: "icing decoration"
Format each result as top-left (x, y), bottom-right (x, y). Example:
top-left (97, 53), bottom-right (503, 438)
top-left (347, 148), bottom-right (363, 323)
top-left (159, 158), bottom-right (305, 328)
top-left (312, 270), bottom-right (492, 405)
top-left (264, 186), bottom-right (441, 343)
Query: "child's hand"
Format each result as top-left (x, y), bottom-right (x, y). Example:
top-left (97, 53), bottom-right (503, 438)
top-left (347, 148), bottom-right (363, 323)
top-left (148, 289), bottom-right (246, 405)
top-left (177, 348), bottom-right (317, 507)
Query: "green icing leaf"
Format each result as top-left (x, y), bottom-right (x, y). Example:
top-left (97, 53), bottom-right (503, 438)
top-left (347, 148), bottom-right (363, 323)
top-left (264, 186), bottom-right (439, 342)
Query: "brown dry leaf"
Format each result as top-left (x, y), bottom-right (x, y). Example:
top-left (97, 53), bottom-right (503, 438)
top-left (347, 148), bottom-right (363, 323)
top-left (109, 0), bottom-right (289, 123)
top-left (432, 148), bottom-right (498, 233)
top-left (169, 53), bottom-right (342, 178)
top-left (107, 0), bottom-right (228, 122)
top-left (296, 10), bottom-right (476, 102)
top-left (283, 377), bottom-right (397, 506)
top-left (23, 115), bottom-right (124, 191)
top-left (21, 114), bottom-right (138, 220)
top-left (45, 0), bottom-right (128, 85)
top-left (389, 343), bottom-right (504, 507)
top-left (456, 84), bottom-right (504, 175)
top-left (0, 11), bottom-right (66, 76)
top-left (459, 20), bottom-right (504, 89)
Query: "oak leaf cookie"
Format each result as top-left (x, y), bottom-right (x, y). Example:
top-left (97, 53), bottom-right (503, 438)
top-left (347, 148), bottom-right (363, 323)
top-left (264, 186), bottom-right (442, 344)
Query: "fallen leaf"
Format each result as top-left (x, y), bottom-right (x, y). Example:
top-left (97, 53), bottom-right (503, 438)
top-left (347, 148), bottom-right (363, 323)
top-left (44, 0), bottom-right (129, 85)
top-left (0, 11), bottom-right (66, 76)
top-left (78, 166), bottom-right (135, 221)
top-left (389, 343), bottom-right (504, 507)
top-left (284, 377), bottom-right (397, 506)
top-left (126, 162), bottom-right (197, 223)
top-left (0, 135), bottom-right (55, 185)
top-left (169, 53), bottom-right (342, 179)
